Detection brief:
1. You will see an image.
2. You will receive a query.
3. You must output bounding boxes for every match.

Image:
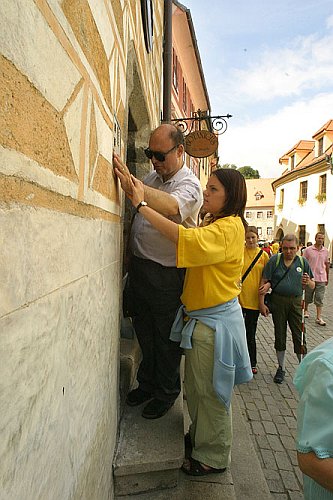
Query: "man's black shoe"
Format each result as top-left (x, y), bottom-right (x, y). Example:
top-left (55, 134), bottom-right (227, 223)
top-left (126, 388), bottom-right (152, 407)
top-left (142, 398), bottom-right (174, 419)
top-left (273, 366), bottom-right (285, 384)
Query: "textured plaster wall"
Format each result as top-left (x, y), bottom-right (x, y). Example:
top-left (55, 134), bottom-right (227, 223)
top-left (275, 169), bottom-right (332, 247)
top-left (0, 0), bottom-right (164, 498)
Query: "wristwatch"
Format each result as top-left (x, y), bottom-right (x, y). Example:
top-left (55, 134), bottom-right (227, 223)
top-left (136, 201), bottom-right (148, 212)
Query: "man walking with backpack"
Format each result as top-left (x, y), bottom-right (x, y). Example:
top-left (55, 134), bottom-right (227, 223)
top-left (259, 234), bottom-right (315, 384)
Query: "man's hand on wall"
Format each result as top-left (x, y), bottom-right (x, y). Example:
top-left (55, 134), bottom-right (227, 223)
top-left (113, 153), bottom-right (133, 196)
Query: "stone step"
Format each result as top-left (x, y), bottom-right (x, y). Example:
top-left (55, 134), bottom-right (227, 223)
top-left (113, 393), bottom-right (184, 497)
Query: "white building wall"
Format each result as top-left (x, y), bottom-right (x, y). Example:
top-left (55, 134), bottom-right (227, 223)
top-left (275, 168), bottom-right (332, 257)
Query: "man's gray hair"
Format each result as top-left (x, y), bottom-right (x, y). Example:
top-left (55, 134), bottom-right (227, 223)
top-left (282, 234), bottom-right (299, 246)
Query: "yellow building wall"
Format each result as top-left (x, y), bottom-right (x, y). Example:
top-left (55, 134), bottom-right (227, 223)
top-left (0, 1), bottom-right (163, 498)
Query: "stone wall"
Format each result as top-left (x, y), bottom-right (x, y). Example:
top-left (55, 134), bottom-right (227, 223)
top-left (0, 1), bottom-right (163, 498)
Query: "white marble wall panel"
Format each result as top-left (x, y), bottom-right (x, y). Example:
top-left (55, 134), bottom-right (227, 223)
top-left (0, 146), bottom-right (78, 199)
top-left (63, 85), bottom-right (85, 177)
top-left (0, 0), bottom-right (81, 112)
top-left (0, 206), bottom-right (121, 317)
top-left (0, 148), bottom-right (121, 218)
top-left (0, 263), bottom-right (119, 500)
top-left (94, 101), bottom-right (114, 163)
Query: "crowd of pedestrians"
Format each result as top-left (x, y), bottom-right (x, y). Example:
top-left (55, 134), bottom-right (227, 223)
top-left (113, 125), bottom-right (332, 495)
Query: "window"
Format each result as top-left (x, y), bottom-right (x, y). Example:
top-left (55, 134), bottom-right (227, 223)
top-left (172, 49), bottom-right (178, 92)
top-left (291, 155), bottom-right (295, 170)
top-left (318, 224), bottom-right (325, 235)
top-left (257, 211), bottom-right (263, 219)
top-left (299, 225), bottom-right (306, 246)
top-left (319, 174), bottom-right (327, 195)
top-left (280, 189), bottom-right (284, 207)
top-left (257, 227), bottom-right (262, 236)
top-left (299, 181), bottom-right (308, 201)
top-left (318, 137), bottom-right (324, 156)
top-left (267, 210), bottom-right (273, 218)
top-left (255, 191), bottom-right (263, 200)
top-left (245, 211), bottom-right (252, 218)
top-left (182, 79), bottom-right (187, 113)
top-left (267, 227), bottom-right (273, 236)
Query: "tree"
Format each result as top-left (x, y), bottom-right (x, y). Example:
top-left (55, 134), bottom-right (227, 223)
top-left (237, 166), bottom-right (260, 179)
top-left (221, 163), bottom-right (237, 169)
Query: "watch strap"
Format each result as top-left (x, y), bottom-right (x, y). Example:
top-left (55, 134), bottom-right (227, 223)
top-left (136, 201), bottom-right (147, 212)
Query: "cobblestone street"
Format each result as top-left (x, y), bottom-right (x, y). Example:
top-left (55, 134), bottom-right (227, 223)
top-left (235, 278), bottom-right (333, 499)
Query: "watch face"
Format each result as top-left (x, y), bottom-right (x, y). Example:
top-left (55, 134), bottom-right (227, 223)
top-left (141, 0), bottom-right (153, 53)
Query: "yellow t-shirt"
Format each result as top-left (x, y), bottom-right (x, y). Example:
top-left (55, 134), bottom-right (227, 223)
top-left (238, 247), bottom-right (269, 310)
top-left (271, 242), bottom-right (280, 254)
top-left (177, 216), bottom-right (245, 311)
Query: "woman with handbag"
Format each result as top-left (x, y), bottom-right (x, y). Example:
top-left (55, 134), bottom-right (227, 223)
top-left (239, 226), bottom-right (269, 374)
top-left (114, 165), bottom-right (252, 476)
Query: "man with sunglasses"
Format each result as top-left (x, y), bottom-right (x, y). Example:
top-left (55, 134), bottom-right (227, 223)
top-left (114, 123), bottom-right (203, 419)
top-left (258, 234), bottom-right (315, 384)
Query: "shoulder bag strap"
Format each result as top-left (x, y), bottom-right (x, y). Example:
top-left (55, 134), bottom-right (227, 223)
top-left (242, 249), bottom-right (263, 283)
top-left (271, 256), bottom-right (296, 292)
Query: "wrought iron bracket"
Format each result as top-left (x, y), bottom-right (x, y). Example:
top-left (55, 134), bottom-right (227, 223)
top-left (171, 109), bottom-right (232, 136)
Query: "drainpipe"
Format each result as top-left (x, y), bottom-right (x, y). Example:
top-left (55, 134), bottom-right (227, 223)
top-left (162, 0), bottom-right (172, 122)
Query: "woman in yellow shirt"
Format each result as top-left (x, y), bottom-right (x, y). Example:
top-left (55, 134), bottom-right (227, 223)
top-left (114, 164), bottom-right (252, 476)
top-left (239, 226), bottom-right (269, 374)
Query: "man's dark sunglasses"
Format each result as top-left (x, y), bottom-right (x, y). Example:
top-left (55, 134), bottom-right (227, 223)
top-left (144, 144), bottom-right (178, 162)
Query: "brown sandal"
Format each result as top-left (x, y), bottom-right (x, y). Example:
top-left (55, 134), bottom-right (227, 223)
top-left (181, 457), bottom-right (226, 476)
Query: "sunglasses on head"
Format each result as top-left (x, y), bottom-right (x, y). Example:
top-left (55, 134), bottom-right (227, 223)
top-left (144, 144), bottom-right (178, 162)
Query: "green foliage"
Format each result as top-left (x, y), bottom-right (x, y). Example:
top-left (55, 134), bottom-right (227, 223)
top-left (237, 166), bottom-right (260, 179)
top-left (221, 163), bottom-right (237, 169)
top-left (315, 193), bottom-right (326, 203)
top-left (220, 164), bottom-right (260, 178)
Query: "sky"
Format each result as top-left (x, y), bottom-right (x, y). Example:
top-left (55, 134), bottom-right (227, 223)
top-left (183, 0), bottom-right (333, 178)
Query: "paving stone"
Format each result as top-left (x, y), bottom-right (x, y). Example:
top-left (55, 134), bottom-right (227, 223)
top-left (275, 423), bottom-right (291, 436)
top-left (261, 449), bottom-right (277, 470)
top-left (247, 409), bottom-right (260, 421)
top-left (271, 494), bottom-right (288, 500)
top-left (245, 401), bottom-right (258, 411)
top-left (284, 416), bottom-right (297, 429)
top-left (263, 421), bottom-right (278, 434)
top-left (259, 409), bottom-right (272, 421)
top-left (251, 421), bottom-right (266, 436)
top-left (274, 451), bottom-right (293, 471)
top-left (280, 435), bottom-right (297, 451)
top-left (267, 434), bottom-right (284, 452)
top-left (287, 449), bottom-right (298, 467)
top-left (255, 434), bottom-right (271, 450)
top-left (266, 478), bottom-right (285, 493)
top-left (288, 491), bottom-right (304, 500)
top-left (281, 470), bottom-right (299, 490)
top-left (263, 468), bottom-right (280, 481)
top-left (285, 398), bottom-right (298, 409)
top-left (279, 406), bottom-right (294, 417)
top-left (254, 398), bottom-right (267, 410)
top-left (272, 415), bottom-right (286, 425)
top-left (293, 465), bottom-right (303, 486)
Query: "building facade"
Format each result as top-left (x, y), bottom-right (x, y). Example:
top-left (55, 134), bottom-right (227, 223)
top-left (172, 1), bottom-right (215, 189)
top-left (245, 178), bottom-right (275, 242)
top-left (273, 119), bottom-right (333, 260)
top-left (0, 1), bottom-right (164, 498)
